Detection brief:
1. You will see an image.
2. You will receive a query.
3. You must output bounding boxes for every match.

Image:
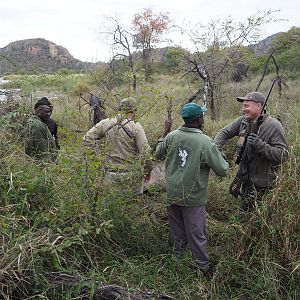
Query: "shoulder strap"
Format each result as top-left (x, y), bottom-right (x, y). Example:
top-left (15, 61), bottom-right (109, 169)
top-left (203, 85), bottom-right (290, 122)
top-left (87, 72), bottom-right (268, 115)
top-left (104, 119), bottom-right (134, 139)
top-left (257, 116), bottom-right (271, 135)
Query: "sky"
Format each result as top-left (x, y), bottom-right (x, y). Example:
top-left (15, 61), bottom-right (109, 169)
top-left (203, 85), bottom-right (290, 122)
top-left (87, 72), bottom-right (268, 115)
top-left (0, 0), bottom-right (299, 63)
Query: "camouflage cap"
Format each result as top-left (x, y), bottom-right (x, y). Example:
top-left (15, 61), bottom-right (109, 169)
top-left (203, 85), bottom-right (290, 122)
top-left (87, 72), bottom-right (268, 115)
top-left (237, 92), bottom-right (265, 104)
top-left (119, 97), bottom-right (137, 113)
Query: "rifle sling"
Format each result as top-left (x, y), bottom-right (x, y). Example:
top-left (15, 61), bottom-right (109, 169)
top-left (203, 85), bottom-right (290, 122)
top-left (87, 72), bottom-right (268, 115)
top-left (104, 119), bottom-right (134, 139)
top-left (257, 115), bottom-right (270, 135)
top-left (237, 115), bottom-right (271, 183)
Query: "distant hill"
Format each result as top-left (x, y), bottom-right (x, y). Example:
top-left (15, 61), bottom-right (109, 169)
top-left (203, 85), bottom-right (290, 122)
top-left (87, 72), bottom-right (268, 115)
top-left (249, 32), bottom-right (284, 56)
top-left (0, 33), bottom-right (286, 76)
top-left (147, 33), bottom-right (285, 62)
top-left (0, 38), bottom-right (105, 75)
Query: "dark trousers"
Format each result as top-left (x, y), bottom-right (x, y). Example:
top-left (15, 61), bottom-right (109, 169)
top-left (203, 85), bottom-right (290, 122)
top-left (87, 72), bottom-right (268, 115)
top-left (167, 204), bottom-right (209, 270)
top-left (240, 184), bottom-right (267, 212)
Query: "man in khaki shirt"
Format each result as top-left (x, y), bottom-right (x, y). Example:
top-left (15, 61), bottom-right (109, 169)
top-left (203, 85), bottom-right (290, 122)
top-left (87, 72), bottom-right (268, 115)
top-left (83, 97), bottom-right (152, 195)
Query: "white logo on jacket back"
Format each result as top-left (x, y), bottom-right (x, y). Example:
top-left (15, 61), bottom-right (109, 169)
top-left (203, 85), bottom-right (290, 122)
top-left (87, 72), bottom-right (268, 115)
top-left (178, 147), bottom-right (188, 167)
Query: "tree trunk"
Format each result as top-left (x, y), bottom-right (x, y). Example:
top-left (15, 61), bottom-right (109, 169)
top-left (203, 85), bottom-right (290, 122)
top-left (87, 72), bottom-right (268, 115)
top-left (208, 86), bottom-right (216, 120)
top-left (128, 53), bottom-right (137, 91)
top-left (42, 272), bottom-right (176, 300)
top-left (143, 48), bottom-right (151, 82)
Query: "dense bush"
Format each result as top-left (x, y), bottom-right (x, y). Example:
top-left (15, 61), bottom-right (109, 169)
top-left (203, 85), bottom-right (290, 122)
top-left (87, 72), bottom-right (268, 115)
top-left (0, 73), bottom-right (299, 299)
top-left (2, 74), bottom-right (86, 97)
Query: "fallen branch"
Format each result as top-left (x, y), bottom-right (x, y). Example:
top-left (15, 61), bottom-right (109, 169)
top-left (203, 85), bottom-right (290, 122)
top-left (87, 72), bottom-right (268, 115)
top-left (45, 272), bottom-right (176, 300)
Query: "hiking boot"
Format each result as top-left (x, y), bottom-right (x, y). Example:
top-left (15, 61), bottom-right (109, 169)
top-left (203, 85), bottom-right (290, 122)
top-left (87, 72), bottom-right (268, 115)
top-left (189, 262), bottom-right (216, 279)
top-left (200, 264), bottom-right (216, 279)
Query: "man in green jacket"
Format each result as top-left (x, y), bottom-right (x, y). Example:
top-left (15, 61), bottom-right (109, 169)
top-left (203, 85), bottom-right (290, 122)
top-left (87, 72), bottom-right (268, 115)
top-left (214, 92), bottom-right (288, 212)
top-left (34, 97), bottom-right (60, 149)
top-left (155, 103), bottom-right (229, 278)
top-left (25, 104), bottom-right (57, 161)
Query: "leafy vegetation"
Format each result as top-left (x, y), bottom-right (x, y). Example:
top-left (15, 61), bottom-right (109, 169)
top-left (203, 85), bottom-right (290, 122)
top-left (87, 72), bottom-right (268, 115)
top-left (248, 27), bottom-right (300, 80)
top-left (2, 74), bottom-right (89, 97)
top-left (1, 12), bottom-right (299, 299)
top-left (0, 66), bottom-right (299, 299)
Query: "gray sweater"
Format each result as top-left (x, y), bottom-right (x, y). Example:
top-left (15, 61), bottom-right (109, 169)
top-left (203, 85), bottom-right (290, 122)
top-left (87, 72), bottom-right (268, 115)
top-left (214, 115), bottom-right (288, 187)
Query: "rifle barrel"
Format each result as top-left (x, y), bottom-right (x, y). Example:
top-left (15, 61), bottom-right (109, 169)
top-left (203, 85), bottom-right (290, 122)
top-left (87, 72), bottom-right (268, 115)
top-left (261, 79), bottom-right (276, 114)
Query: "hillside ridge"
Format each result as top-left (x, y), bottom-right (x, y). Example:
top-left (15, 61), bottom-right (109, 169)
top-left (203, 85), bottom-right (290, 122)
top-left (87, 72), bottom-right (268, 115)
top-left (0, 33), bottom-right (283, 75)
top-left (0, 38), bottom-right (103, 75)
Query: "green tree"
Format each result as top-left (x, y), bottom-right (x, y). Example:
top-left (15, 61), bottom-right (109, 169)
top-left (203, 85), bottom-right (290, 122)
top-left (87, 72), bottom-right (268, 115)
top-left (271, 27), bottom-right (300, 77)
top-left (271, 26), bottom-right (300, 53)
top-left (166, 47), bottom-right (185, 73)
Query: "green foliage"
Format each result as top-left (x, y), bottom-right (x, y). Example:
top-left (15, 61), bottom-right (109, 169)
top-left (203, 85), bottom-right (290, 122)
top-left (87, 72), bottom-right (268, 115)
top-left (1, 73), bottom-right (299, 299)
top-left (165, 47), bottom-right (185, 73)
top-left (250, 44), bottom-right (300, 79)
top-left (250, 27), bottom-right (300, 79)
top-left (276, 44), bottom-right (300, 78)
top-left (57, 68), bottom-right (72, 76)
top-left (2, 74), bottom-right (86, 96)
top-left (271, 26), bottom-right (300, 54)
top-left (90, 60), bottom-right (132, 90)
top-left (249, 55), bottom-right (268, 75)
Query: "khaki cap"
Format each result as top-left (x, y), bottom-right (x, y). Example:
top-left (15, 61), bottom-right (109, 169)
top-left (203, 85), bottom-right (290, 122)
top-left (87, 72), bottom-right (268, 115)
top-left (237, 92), bottom-right (265, 104)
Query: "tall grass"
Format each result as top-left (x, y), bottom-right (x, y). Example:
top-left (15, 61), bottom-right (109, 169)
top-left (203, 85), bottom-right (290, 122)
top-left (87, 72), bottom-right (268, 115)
top-left (0, 73), bottom-right (299, 299)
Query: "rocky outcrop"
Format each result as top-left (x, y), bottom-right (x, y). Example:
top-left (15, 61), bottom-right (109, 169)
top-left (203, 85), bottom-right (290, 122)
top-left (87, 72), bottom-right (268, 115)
top-left (249, 32), bottom-right (284, 56)
top-left (0, 33), bottom-right (286, 76)
top-left (0, 38), bottom-right (101, 75)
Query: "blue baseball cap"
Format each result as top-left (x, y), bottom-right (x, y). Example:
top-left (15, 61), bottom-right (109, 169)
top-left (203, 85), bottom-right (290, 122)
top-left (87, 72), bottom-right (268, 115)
top-left (181, 103), bottom-right (208, 119)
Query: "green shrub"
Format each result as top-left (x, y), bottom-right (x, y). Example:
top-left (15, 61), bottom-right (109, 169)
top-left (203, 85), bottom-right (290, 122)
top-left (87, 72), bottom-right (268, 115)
top-left (0, 72), bottom-right (299, 299)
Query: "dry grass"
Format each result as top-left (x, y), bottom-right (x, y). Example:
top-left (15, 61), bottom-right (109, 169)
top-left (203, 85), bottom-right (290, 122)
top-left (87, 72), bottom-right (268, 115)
top-left (0, 72), bottom-right (299, 299)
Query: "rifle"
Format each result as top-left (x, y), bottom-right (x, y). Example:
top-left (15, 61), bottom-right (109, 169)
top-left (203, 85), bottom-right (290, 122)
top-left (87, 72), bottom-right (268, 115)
top-left (166, 95), bottom-right (172, 122)
top-left (229, 79), bottom-right (277, 198)
top-left (162, 94), bottom-right (173, 137)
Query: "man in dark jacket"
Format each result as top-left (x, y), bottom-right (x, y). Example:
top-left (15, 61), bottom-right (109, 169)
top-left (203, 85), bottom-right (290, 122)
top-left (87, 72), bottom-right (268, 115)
top-left (34, 97), bottom-right (59, 149)
top-left (214, 92), bottom-right (288, 212)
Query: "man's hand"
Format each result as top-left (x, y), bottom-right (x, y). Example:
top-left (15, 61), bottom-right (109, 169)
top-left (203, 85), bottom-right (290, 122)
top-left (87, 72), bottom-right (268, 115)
top-left (247, 133), bottom-right (260, 147)
top-left (163, 119), bottom-right (172, 137)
